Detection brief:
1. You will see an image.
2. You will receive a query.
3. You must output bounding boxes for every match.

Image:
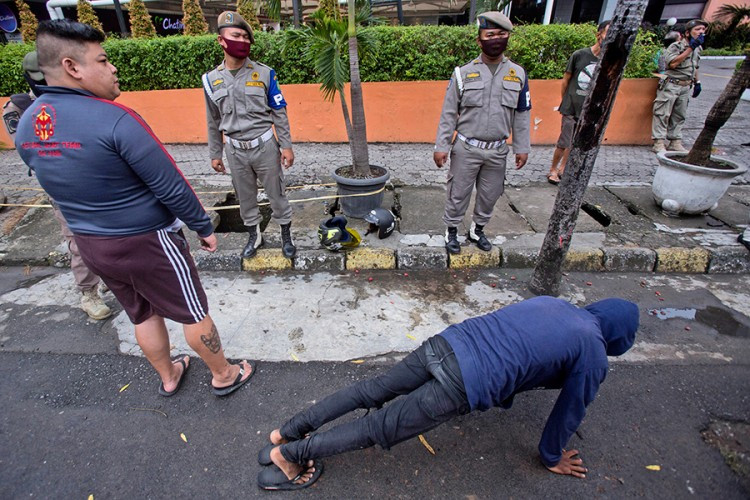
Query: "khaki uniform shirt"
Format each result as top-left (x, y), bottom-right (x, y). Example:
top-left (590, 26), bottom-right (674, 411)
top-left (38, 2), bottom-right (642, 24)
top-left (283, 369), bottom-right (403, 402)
top-left (435, 55), bottom-right (531, 153)
top-left (203, 59), bottom-right (292, 159)
top-left (664, 40), bottom-right (701, 81)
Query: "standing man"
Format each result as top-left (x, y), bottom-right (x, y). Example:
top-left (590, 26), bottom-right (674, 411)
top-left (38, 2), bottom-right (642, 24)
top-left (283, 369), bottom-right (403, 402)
top-left (15, 20), bottom-right (254, 398)
top-left (2, 51), bottom-right (110, 320)
top-left (255, 297), bottom-right (639, 490)
top-left (547, 21), bottom-right (610, 185)
top-left (651, 19), bottom-right (707, 154)
top-left (203, 12), bottom-right (296, 259)
top-left (434, 11), bottom-right (531, 255)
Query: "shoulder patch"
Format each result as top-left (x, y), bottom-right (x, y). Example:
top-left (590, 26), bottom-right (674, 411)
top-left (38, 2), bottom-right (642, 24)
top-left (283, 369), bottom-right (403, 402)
top-left (251, 72), bottom-right (260, 81)
top-left (212, 78), bottom-right (224, 86)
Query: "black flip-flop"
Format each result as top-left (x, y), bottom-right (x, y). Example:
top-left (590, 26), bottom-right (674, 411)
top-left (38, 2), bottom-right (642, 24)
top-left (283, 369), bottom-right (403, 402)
top-left (258, 442), bottom-right (275, 466)
top-left (158, 356), bottom-right (190, 397)
top-left (547, 176), bottom-right (560, 185)
top-left (257, 461), bottom-right (323, 491)
top-left (211, 360), bottom-right (256, 397)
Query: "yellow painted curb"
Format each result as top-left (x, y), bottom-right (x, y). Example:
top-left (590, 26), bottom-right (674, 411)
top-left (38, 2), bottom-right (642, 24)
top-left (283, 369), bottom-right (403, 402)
top-left (449, 246), bottom-right (501, 269)
top-left (242, 249), bottom-right (293, 271)
top-left (655, 247), bottom-right (710, 273)
top-left (563, 248), bottom-right (604, 271)
top-left (345, 247), bottom-right (396, 270)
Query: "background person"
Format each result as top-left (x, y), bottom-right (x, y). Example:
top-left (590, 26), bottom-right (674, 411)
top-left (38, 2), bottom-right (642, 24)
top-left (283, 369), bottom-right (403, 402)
top-left (203, 11), bottom-right (296, 260)
top-left (434, 11), bottom-right (531, 255)
top-left (651, 19), bottom-right (707, 153)
top-left (256, 296), bottom-right (639, 491)
top-left (2, 51), bottom-right (110, 320)
top-left (547, 21), bottom-right (610, 185)
top-left (15, 20), bottom-right (254, 398)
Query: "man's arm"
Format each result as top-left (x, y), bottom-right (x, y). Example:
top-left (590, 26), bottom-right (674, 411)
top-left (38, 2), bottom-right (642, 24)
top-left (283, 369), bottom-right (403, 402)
top-left (203, 86), bottom-right (225, 172)
top-left (267, 70), bottom-right (294, 168)
top-left (434, 74), bottom-right (460, 167)
top-left (560, 72), bottom-right (572, 99)
top-left (538, 368), bottom-right (606, 476)
top-left (512, 76), bottom-right (532, 169)
top-left (113, 111), bottom-right (214, 239)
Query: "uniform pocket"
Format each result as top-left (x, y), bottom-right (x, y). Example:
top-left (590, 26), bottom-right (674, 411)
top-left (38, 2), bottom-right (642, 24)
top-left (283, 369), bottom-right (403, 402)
top-left (462, 81), bottom-right (484, 107)
top-left (501, 80), bottom-right (521, 108)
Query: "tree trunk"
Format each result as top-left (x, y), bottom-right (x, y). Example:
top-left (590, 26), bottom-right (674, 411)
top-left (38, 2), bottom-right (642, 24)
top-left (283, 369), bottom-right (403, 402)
top-left (347, 0), bottom-right (370, 175)
top-left (528, 0), bottom-right (648, 297)
top-left (338, 88), bottom-right (357, 169)
top-left (348, 35), bottom-right (370, 175)
top-left (683, 53), bottom-right (750, 166)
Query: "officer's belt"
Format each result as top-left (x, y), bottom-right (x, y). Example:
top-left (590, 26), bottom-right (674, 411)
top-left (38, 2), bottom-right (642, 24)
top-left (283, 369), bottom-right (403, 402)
top-left (665, 77), bottom-right (692, 87)
top-left (456, 133), bottom-right (505, 150)
top-left (225, 128), bottom-right (274, 150)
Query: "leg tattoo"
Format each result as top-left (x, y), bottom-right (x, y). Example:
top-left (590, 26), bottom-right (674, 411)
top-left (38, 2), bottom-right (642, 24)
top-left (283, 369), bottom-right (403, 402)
top-left (201, 324), bottom-right (222, 354)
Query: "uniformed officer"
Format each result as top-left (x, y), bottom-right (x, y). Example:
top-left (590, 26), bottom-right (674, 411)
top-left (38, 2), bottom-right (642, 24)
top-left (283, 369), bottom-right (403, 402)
top-left (203, 11), bottom-right (296, 259)
top-left (2, 51), bottom-right (111, 320)
top-left (434, 11), bottom-right (531, 254)
top-left (651, 19), bottom-right (707, 154)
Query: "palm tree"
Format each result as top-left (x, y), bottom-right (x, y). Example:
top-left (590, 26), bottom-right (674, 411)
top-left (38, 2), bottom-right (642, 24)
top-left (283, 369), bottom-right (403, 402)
top-left (684, 50), bottom-right (750, 166)
top-left (713, 4), bottom-right (750, 34)
top-left (284, 0), bottom-right (377, 176)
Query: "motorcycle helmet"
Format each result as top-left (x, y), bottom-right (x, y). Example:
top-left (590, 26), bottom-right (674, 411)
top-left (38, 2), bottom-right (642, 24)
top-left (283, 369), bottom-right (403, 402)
top-left (364, 208), bottom-right (396, 239)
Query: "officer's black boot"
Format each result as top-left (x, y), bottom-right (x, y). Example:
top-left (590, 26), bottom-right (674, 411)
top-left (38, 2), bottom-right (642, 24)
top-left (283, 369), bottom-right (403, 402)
top-left (242, 223), bottom-right (263, 258)
top-left (280, 223), bottom-right (296, 259)
top-left (445, 226), bottom-right (461, 254)
top-left (468, 222), bottom-right (492, 251)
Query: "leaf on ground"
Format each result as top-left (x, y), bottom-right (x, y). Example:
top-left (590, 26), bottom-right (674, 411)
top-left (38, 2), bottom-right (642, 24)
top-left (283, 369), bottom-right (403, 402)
top-left (406, 334), bottom-right (416, 341)
top-left (88, 495), bottom-right (94, 500)
top-left (350, 359), bottom-right (364, 364)
top-left (645, 464), bottom-right (660, 471)
top-left (119, 383), bottom-right (130, 393)
top-left (418, 434), bottom-right (435, 455)
top-left (180, 433), bottom-right (187, 443)
top-left (290, 352), bottom-right (300, 362)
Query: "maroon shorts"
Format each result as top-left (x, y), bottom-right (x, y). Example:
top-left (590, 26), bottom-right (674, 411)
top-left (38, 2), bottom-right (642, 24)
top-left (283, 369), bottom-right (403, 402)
top-left (74, 229), bottom-right (209, 325)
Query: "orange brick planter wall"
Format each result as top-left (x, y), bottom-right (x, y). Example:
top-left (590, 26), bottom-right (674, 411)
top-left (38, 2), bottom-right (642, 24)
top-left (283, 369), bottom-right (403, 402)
top-left (1, 79), bottom-right (657, 148)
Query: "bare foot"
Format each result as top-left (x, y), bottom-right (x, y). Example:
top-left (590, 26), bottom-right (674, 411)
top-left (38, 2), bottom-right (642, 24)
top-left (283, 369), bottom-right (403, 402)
top-left (161, 355), bottom-right (189, 393)
top-left (270, 446), bottom-right (315, 485)
top-left (211, 359), bottom-right (252, 388)
top-left (270, 429), bottom-right (288, 445)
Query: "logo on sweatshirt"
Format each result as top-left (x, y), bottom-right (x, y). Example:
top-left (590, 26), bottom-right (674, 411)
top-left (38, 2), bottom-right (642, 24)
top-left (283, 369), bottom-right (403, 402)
top-left (33, 104), bottom-right (55, 141)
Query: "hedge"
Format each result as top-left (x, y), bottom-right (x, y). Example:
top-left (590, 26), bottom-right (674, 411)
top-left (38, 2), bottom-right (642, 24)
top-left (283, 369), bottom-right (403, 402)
top-left (0, 23), bottom-right (659, 96)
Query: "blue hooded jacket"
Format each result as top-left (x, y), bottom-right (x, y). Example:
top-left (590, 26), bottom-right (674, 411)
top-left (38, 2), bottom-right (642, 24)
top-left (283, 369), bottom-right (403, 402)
top-left (439, 296), bottom-right (638, 467)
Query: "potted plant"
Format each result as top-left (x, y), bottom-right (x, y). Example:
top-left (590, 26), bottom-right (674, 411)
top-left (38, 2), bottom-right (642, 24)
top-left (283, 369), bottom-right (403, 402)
top-left (652, 51), bottom-right (749, 215)
top-left (285, 0), bottom-right (389, 218)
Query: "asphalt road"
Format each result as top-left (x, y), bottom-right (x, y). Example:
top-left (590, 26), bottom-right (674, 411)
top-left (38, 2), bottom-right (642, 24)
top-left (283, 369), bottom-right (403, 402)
top-left (1, 266), bottom-right (749, 498)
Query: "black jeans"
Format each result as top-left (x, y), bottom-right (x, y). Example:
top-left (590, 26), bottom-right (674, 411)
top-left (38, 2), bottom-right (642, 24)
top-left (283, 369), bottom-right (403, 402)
top-left (279, 335), bottom-right (470, 464)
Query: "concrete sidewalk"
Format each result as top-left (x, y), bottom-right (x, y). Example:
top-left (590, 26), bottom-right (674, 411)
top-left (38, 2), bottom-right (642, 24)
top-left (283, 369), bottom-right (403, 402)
top-left (1, 59), bottom-right (748, 273)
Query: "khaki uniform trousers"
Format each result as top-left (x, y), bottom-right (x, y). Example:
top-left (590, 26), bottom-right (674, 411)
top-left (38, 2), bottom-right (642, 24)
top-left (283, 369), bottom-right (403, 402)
top-left (52, 203), bottom-right (101, 291)
top-left (225, 136), bottom-right (292, 227)
top-left (443, 139), bottom-right (509, 227)
top-left (652, 82), bottom-right (690, 141)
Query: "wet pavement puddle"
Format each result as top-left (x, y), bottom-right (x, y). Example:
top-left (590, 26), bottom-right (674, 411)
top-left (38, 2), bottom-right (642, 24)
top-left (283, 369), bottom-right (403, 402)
top-left (649, 306), bottom-right (750, 338)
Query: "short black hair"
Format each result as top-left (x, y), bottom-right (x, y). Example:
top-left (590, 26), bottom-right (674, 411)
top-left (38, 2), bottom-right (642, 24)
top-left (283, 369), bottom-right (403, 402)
top-left (36, 20), bottom-right (105, 71)
top-left (597, 20), bottom-right (611, 32)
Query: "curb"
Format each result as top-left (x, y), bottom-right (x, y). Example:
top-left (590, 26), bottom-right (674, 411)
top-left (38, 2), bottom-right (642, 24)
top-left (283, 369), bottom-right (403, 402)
top-left (184, 243), bottom-right (750, 274)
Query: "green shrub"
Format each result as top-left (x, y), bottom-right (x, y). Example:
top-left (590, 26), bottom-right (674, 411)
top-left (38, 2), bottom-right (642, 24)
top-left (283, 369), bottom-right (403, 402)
top-left (0, 24), bottom-right (660, 96)
top-left (702, 47), bottom-right (747, 56)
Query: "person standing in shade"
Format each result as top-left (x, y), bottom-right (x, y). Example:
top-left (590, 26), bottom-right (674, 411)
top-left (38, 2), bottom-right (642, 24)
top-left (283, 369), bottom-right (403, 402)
top-left (203, 11), bottom-right (296, 259)
top-left (2, 51), bottom-right (111, 320)
top-left (434, 11), bottom-right (531, 255)
top-left (651, 19), bottom-right (707, 154)
top-left (547, 21), bottom-right (610, 185)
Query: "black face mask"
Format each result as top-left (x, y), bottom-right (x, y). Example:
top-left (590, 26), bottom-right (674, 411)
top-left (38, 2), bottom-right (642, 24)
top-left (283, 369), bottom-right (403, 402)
top-left (24, 73), bottom-right (46, 97)
top-left (480, 38), bottom-right (508, 58)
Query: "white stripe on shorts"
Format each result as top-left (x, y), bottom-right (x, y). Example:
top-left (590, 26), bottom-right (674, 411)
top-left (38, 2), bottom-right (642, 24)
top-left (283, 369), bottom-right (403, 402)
top-left (156, 229), bottom-right (206, 323)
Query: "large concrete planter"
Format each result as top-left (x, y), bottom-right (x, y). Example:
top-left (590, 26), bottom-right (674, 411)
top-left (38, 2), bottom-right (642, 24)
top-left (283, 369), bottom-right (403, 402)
top-left (652, 151), bottom-right (747, 215)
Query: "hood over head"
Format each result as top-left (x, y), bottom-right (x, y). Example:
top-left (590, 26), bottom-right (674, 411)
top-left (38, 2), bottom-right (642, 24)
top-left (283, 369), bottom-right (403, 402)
top-left (584, 298), bottom-right (639, 356)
